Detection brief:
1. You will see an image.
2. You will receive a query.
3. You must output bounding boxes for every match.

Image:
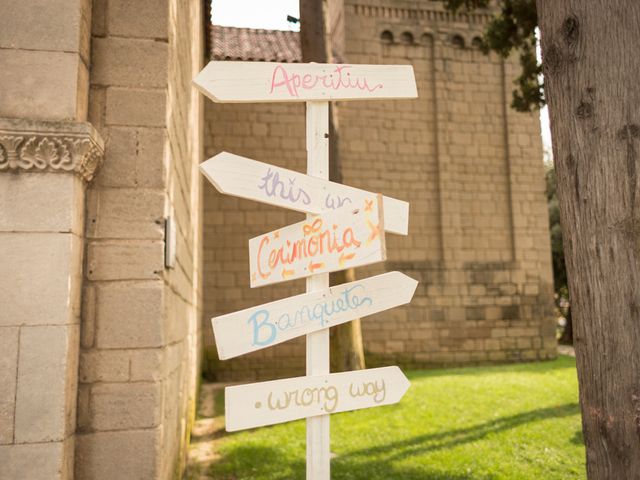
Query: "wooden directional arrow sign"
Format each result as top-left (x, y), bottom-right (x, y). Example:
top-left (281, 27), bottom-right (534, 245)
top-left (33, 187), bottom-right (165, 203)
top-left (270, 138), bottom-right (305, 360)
top-left (200, 152), bottom-right (409, 235)
top-left (194, 61), bottom-right (417, 103)
top-left (225, 366), bottom-right (410, 431)
top-left (213, 271), bottom-right (418, 360)
top-left (249, 194), bottom-right (385, 287)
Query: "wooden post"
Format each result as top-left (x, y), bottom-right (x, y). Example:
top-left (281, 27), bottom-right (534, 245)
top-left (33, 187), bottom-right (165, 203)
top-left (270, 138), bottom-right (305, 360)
top-left (305, 100), bottom-right (330, 480)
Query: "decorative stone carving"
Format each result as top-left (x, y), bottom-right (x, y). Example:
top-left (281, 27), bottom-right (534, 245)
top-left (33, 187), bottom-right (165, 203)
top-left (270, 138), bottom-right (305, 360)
top-left (0, 117), bottom-right (104, 182)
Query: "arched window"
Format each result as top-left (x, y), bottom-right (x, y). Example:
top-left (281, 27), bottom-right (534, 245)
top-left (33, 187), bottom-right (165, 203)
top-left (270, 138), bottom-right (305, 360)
top-left (380, 30), bottom-right (394, 44)
top-left (421, 32), bottom-right (434, 45)
top-left (451, 34), bottom-right (465, 49)
top-left (400, 31), bottom-right (414, 45)
top-left (472, 36), bottom-right (483, 49)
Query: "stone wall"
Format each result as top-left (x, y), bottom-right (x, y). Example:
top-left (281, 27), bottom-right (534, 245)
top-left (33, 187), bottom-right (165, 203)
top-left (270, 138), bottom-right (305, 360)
top-left (163, 0), bottom-right (203, 475)
top-left (75, 1), bottom-right (202, 479)
top-left (338, 0), bottom-right (556, 366)
top-left (202, 0), bottom-right (556, 381)
top-left (1, 1), bottom-right (202, 478)
top-left (202, 102), bottom-right (308, 380)
top-left (0, 1), bottom-right (97, 478)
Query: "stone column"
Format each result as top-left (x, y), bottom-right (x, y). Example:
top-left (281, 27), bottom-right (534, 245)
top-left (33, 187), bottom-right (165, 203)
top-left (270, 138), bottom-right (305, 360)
top-left (0, 1), bottom-right (101, 478)
top-left (0, 119), bottom-right (103, 479)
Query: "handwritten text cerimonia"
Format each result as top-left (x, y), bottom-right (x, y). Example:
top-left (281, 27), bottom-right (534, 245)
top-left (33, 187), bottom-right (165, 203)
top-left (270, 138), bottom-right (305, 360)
top-left (249, 195), bottom-right (386, 287)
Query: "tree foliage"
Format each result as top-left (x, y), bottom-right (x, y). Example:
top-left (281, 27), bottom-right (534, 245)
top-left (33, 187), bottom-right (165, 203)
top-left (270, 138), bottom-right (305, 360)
top-left (444, 0), bottom-right (543, 112)
top-left (545, 162), bottom-right (572, 343)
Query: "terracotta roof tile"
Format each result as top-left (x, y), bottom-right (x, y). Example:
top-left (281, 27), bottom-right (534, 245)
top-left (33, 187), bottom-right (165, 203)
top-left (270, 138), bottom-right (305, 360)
top-left (209, 25), bottom-right (301, 63)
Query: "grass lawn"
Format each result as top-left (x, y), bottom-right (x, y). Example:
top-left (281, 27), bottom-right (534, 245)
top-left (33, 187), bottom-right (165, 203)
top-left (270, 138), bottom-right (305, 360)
top-left (205, 356), bottom-right (585, 479)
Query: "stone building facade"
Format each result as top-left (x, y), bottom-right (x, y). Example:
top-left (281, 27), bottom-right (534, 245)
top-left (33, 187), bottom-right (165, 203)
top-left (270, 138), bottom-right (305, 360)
top-left (1, 1), bottom-right (204, 478)
top-left (203, 0), bottom-right (556, 381)
top-left (0, 0), bottom-right (555, 478)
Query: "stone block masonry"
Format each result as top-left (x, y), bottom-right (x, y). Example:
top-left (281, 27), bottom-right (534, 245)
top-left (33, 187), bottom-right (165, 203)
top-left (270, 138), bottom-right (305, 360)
top-left (0, 0), bottom-right (557, 476)
top-left (77, 0), bottom-right (204, 479)
top-left (202, 101), bottom-right (308, 381)
top-left (1, 0), bottom-right (203, 478)
top-left (202, 0), bottom-right (556, 381)
top-left (0, 116), bottom-right (103, 480)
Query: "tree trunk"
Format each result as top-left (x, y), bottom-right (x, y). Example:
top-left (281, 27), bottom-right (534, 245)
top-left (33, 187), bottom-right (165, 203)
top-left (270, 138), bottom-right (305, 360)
top-left (537, 1), bottom-right (640, 476)
top-left (299, 0), bottom-right (365, 372)
top-left (299, 0), bottom-right (331, 64)
top-left (329, 270), bottom-right (366, 371)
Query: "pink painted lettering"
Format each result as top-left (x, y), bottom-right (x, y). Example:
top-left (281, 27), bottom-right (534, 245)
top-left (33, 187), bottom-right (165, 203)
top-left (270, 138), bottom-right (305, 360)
top-left (269, 65), bottom-right (384, 98)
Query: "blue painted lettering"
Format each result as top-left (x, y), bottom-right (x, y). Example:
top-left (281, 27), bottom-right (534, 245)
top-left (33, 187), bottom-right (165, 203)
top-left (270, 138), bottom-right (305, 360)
top-left (247, 284), bottom-right (373, 348)
top-left (247, 309), bottom-right (277, 346)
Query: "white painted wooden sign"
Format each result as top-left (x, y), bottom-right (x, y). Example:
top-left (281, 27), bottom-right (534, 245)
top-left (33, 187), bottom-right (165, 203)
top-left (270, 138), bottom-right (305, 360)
top-left (225, 366), bottom-right (410, 432)
top-left (249, 194), bottom-right (386, 287)
top-left (200, 152), bottom-right (409, 235)
top-left (194, 60), bottom-right (419, 480)
top-left (193, 61), bottom-right (418, 103)
top-left (213, 271), bottom-right (418, 360)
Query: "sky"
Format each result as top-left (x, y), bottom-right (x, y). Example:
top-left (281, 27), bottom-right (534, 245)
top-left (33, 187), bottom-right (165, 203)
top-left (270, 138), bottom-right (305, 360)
top-left (212, 0), bottom-right (300, 31)
top-left (211, 0), bottom-right (551, 158)
top-left (540, 107), bottom-right (551, 160)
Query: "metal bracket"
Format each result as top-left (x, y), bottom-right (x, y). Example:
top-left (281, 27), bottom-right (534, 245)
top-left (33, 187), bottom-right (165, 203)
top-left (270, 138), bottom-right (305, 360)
top-left (164, 216), bottom-right (176, 269)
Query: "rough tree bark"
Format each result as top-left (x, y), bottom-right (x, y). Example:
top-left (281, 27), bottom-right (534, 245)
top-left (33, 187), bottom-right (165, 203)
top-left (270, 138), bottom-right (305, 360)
top-left (537, 1), bottom-right (640, 476)
top-left (299, 0), bottom-right (366, 371)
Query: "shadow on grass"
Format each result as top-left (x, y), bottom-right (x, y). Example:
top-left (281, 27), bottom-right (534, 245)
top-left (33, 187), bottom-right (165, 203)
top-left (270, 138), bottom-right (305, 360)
top-left (571, 429), bottom-right (584, 445)
top-left (340, 403), bottom-right (580, 463)
top-left (208, 403), bottom-right (578, 480)
top-left (209, 444), bottom-right (493, 480)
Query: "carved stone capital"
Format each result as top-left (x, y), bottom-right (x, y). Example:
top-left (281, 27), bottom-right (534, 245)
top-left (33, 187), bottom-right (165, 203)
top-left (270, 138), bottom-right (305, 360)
top-left (0, 117), bottom-right (105, 182)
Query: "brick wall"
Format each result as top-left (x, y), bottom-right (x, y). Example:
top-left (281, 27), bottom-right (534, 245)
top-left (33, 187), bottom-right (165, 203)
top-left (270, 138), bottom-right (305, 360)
top-left (0, 1), bottom-right (94, 477)
top-left (202, 102), bottom-right (308, 380)
top-left (162, 0), bottom-right (203, 476)
top-left (76, 1), bottom-right (202, 478)
top-left (202, 0), bottom-right (556, 381)
top-left (339, 0), bottom-right (556, 366)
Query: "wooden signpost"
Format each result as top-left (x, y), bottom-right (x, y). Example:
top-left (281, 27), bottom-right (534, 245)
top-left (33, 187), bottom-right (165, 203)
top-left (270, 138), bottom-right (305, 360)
top-left (194, 60), bottom-right (417, 480)
top-left (225, 366), bottom-right (410, 432)
top-left (213, 271), bottom-right (418, 360)
top-left (200, 152), bottom-right (409, 235)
